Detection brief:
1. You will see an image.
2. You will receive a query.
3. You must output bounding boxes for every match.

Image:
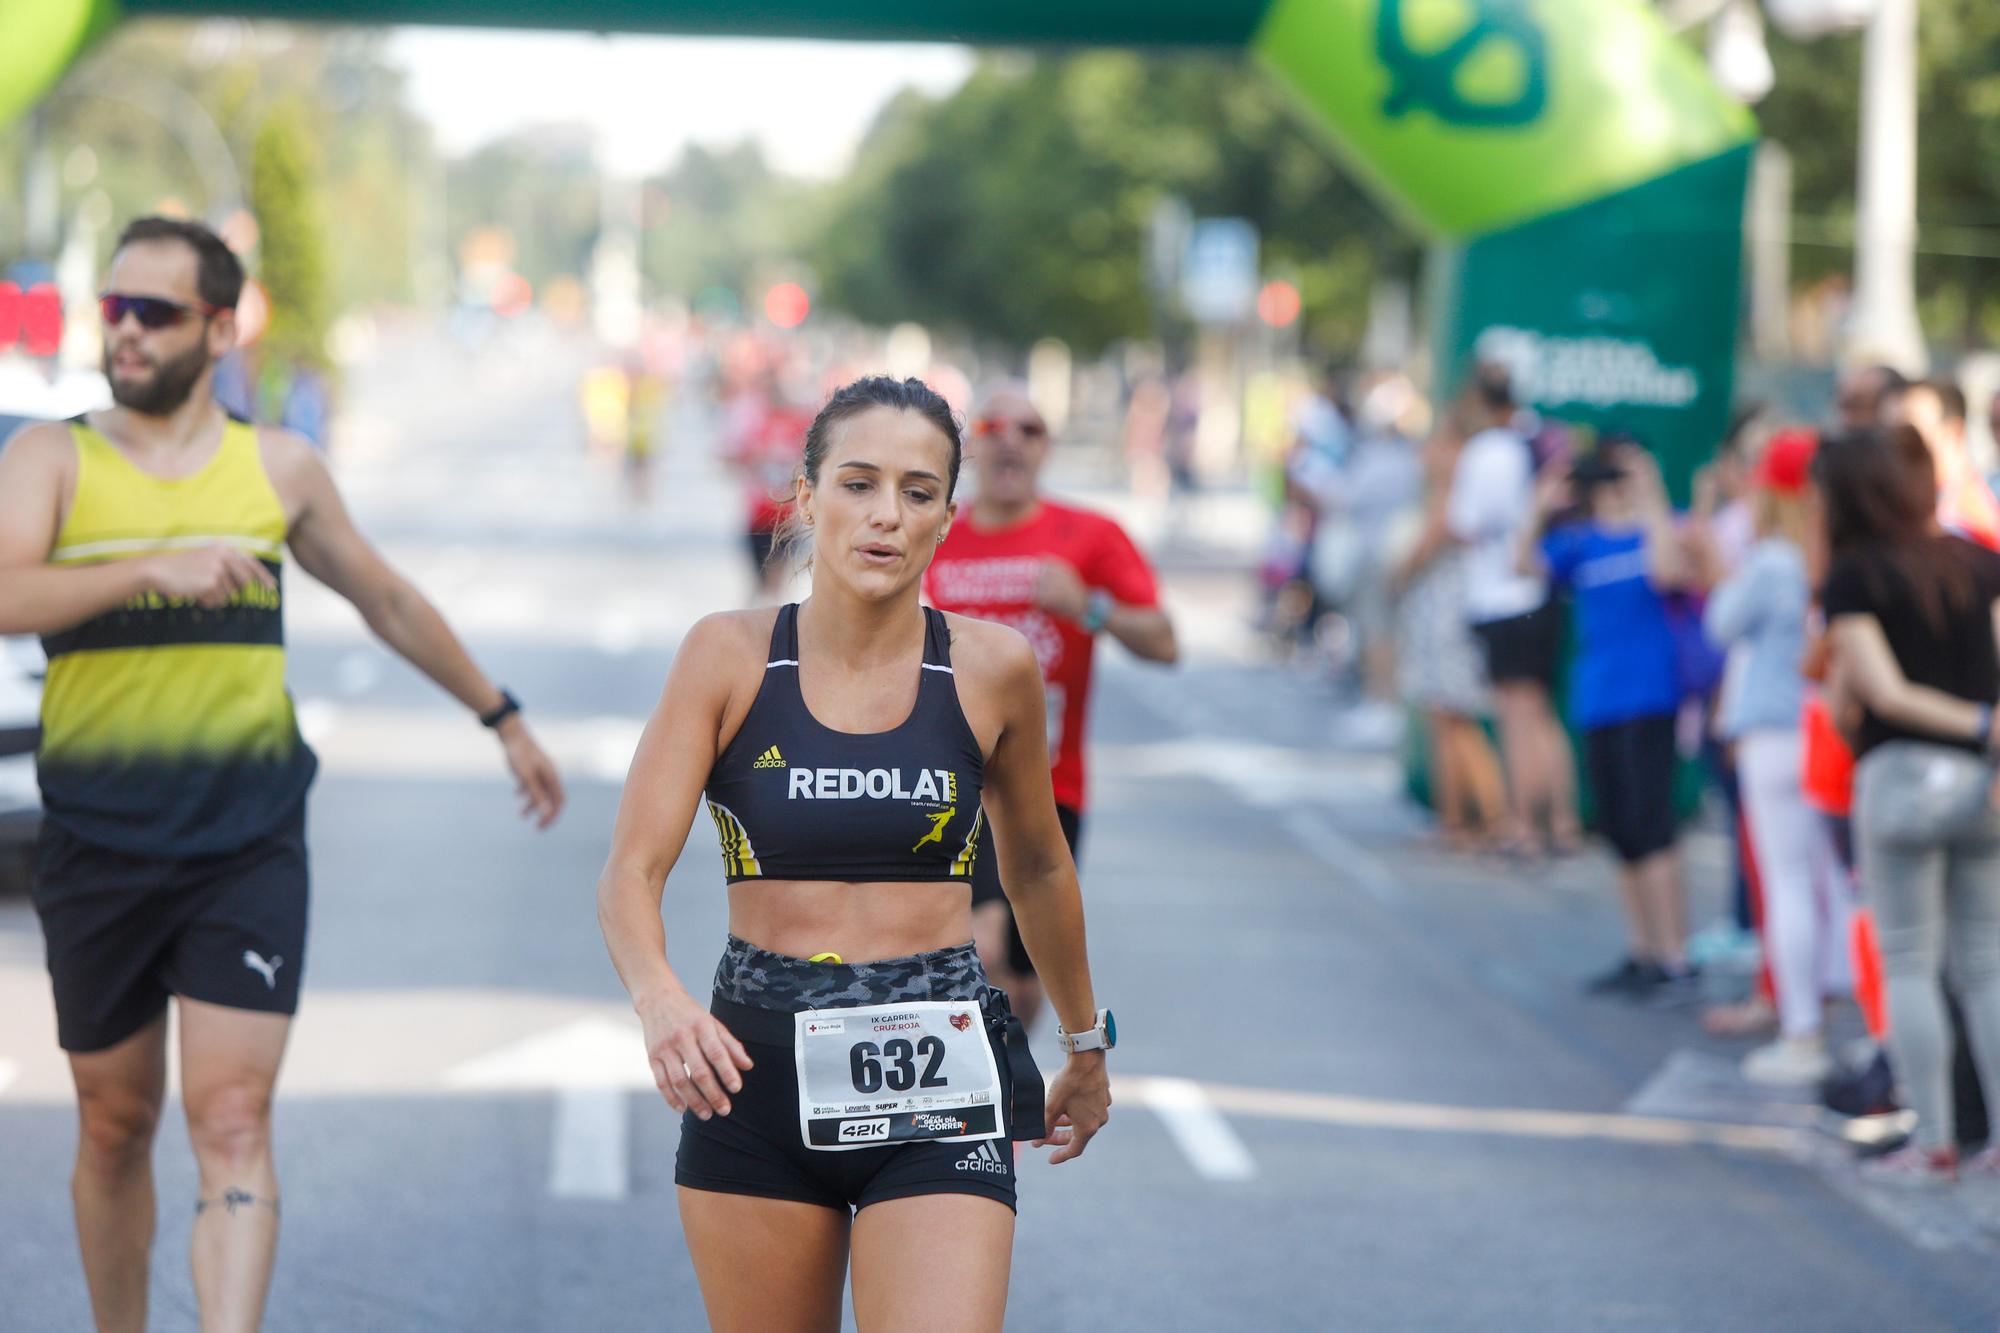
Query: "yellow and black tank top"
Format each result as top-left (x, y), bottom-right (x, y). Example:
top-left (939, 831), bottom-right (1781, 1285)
top-left (38, 417), bottom-right (316, 857)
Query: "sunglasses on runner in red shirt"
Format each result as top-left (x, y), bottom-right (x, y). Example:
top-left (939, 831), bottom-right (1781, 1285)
top-left (969, 416), bottom-right (1047, 439)
top-left (99, 292), bottom-right (229, 330)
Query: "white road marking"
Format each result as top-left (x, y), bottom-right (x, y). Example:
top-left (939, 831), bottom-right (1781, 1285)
top-left (1280, 809), bottom-right (1401, 903)
top-left (1119, 1075), bottom-right (1807, 1155)
top-left (444, 1017), bottom-right (654, 1092)
top-left (295, 700), bottom-right (342, 746)
top-left (287, 704), bottom-right (645, 785)
top-left (1093, 736), bottom-right (1402, 809)
top-left (335, 650), bottom-right (386, 697)
top-left (550, 1090), bottom-right (630, 1201)
top-left (446, 1017), bottom-right (655, 1202)
top-left (592, 612), bottom-right (641, 657)
top-left (1134, 1076), bottom-right (1257, 1181)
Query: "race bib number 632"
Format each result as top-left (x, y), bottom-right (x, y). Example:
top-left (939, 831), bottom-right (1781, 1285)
top-left (794, 1000), bottom-right (1005, 1151)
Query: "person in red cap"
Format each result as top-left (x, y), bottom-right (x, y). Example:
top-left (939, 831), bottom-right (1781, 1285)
top-left (1704, 428), bottom-right (1853, 1084)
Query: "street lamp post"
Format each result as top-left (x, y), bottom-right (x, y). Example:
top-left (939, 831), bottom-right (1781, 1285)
top-left (1846, 0), bottom-right (1925, 373)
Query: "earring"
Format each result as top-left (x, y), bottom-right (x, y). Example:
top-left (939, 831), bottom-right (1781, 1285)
top-left (937, 532), bottom-right (947, 545)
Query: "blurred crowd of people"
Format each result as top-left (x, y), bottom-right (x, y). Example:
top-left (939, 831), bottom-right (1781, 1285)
top-left (1270, 358), bottom-right (2000, 1186)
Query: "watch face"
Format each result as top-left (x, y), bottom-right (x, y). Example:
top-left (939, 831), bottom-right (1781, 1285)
top-left (1103, 1010), bottom-right (1117, 1050)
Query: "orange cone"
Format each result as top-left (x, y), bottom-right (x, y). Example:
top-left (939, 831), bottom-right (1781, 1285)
top-left (1851, 907), bottom-right (1888, 1040)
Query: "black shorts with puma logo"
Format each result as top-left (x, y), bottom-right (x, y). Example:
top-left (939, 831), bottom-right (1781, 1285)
top-left (31, 809), bottom-right (308, 1052)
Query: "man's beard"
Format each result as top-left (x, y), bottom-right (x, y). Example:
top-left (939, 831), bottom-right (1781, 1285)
top-left (105, 339), bottom-right (210, 415)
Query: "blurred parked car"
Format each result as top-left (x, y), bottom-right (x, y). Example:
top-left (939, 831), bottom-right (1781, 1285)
top-left (0, 360), bottom-right (107, 891)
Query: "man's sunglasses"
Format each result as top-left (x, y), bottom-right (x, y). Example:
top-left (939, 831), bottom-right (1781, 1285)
top-left (99, 293), bottom-right (228, 331)
top-left (970, 416), bottom-right (1047, 439)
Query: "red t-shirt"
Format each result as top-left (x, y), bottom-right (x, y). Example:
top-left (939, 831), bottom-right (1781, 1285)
top-left (725, 399), bottom-right (809, 532)
top-left (924, 499), bottom-right (1160, 812)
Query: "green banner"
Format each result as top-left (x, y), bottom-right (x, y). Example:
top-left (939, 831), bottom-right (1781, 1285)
top-left (0, 0), bottom-right (119, 131)
top-left (1433, 143), bottom-right (1754, 502)
top-left (1254, 0), bottom-right (1754, 237)
top-left (119, 0), bottom-right (1270, 44)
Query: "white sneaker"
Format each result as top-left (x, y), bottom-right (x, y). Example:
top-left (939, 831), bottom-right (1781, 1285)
top-left (1742, 1036), bottom-right (1833, 1087)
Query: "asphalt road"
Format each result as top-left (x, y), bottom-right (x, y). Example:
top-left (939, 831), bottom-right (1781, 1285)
top-left (2, 321), bottom-right (1997, 1331)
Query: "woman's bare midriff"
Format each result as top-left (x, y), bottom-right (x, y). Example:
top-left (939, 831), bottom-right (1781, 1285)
top-left (726, 880), bottom-right (973, 963)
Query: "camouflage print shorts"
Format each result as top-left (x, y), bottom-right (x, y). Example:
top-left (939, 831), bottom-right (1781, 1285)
top-left (712, 934), bottom-right (987, 1012)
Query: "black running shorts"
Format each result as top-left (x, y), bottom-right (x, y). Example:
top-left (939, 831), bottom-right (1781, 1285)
top-left (1584, 714), bottom-right (1679, 865)
top-left (31, 811), bottom-right (309, 1052)
top-left (968, 804), bottom-right (1081, 977)
top-left (1471, 601), bottom-right (1563, 690)
top-left (675, 939), bottom-right (1041, 1213)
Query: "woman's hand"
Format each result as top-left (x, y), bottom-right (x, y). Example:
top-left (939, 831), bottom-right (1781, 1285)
top-left (635, 986), bottom-right (753, 1119)
top-left (1036, 1051), bottom-right (1111, 1164)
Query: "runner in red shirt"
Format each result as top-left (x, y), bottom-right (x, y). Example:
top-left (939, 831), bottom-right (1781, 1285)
top-left (722, 376), bottom-right (812, 600)
top-left (924, 383), bottom-right (1178, 1025)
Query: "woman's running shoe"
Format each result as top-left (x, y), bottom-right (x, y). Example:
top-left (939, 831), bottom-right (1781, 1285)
top-left (1859, 1143), bottom-right (1958, 1188)
top-left (1742, 1036), bottom-right (1833, 1087)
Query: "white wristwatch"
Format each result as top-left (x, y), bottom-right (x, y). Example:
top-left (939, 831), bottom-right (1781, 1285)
top-left (1056, 1009), bottom-right (1117, 1055)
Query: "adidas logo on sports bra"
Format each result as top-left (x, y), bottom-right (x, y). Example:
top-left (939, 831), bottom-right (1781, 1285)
top-left (752, 746), bottom-right (787, 769)
top-left (785, 767), bottom-right (959, 803)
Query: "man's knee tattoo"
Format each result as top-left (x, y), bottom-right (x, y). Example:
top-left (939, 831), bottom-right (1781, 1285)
top-left (195, 1187), bottom-right (279, 1219)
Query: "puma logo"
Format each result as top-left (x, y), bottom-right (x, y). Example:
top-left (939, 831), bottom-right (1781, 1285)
top-left (242, 950), bottom-right (283, 990)
top-left (912, 807), bottom-right (956, 853)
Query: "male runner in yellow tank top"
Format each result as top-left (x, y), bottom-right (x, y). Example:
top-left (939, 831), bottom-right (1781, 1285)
top-left (0, 217), bottom-right (566, 1333)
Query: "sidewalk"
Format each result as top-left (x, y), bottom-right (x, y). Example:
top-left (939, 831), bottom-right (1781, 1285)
top-left (1130, 632), bottom-right (2000, 1258)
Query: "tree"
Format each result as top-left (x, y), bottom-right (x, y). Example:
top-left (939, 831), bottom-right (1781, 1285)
top-left (250, 97), bottom-right (329, 371)
top-left (808, 52), bottom-right (1412, 361)
top-left (640, 142), bottom-right (812, 303)
top-left (1756, 0), bottom-right (2000, 347)
top-left (0, 22), bottom-right (430, 309)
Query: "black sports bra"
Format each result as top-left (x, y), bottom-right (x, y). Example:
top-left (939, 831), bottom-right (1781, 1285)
top-left (703, 603), bottom-right (986, 884)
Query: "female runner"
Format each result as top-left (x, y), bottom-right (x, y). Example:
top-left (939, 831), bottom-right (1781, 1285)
top-left (597, 376), bottom-right (1114, 1331)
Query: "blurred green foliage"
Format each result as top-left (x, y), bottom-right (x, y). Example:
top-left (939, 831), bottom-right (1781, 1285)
top-left (641, 143), bottom-right (814, 304)
top-left (249, 97), bottom-right (328, 370)
top-left (1758, 0), bottom-right (2000, 346)
top-left (0, 21), bottom-right (427, 311)
top-left (444, 125), bottom-right (600, 291)
top-left (806, 52), bottom-right (1411, 359)
top-left (7, 14), bottom-right (1999, 358)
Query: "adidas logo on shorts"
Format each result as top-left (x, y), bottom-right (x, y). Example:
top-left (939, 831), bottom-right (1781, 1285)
top-left (954, 1139), bottom-right (1009, 1175)
top-left (753, 746), bottom-right (786, 769)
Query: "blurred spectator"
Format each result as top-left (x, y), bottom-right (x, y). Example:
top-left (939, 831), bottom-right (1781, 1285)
top-left (1340, 378), bottom-right (1424, 713)
top-left (1525, 440), bottom-right (1694, 996)
top-left (1394, 411), bottom-right (1504, 849)
top-left (622, 356), bottom-right (664, 504)
top-left (722, 370), bottom-right (808, 600)
top-left (1704, 429), bottom-right (1852, 1084)
top-left (1121, 373), bottom-right (1172, 505)
top-left (1447, 364), bottom-right (1581, 858)
top-left (1685, 416), bottom-right (1764, 957)
top-left (1163, 371), bottom-right (1202, 499)
top-left (277, 365), bottom-right (330, 450)
top-left (1834, 362), bottom-right (1909, 431)
top-left (1291, 367), bottom-right (1351, 470)
top-left (1817, 425), bottom-right (2000, 1183)
top-left (1895, 378), bottom-right (2000, 550)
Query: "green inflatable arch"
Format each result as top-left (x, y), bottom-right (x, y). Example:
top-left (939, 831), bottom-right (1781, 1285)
top-left (4, 0), bottom-right (1756, 482)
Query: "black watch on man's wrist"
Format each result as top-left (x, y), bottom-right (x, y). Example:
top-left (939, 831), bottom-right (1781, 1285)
top-left (480, 689), bottom-right (522, 730)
